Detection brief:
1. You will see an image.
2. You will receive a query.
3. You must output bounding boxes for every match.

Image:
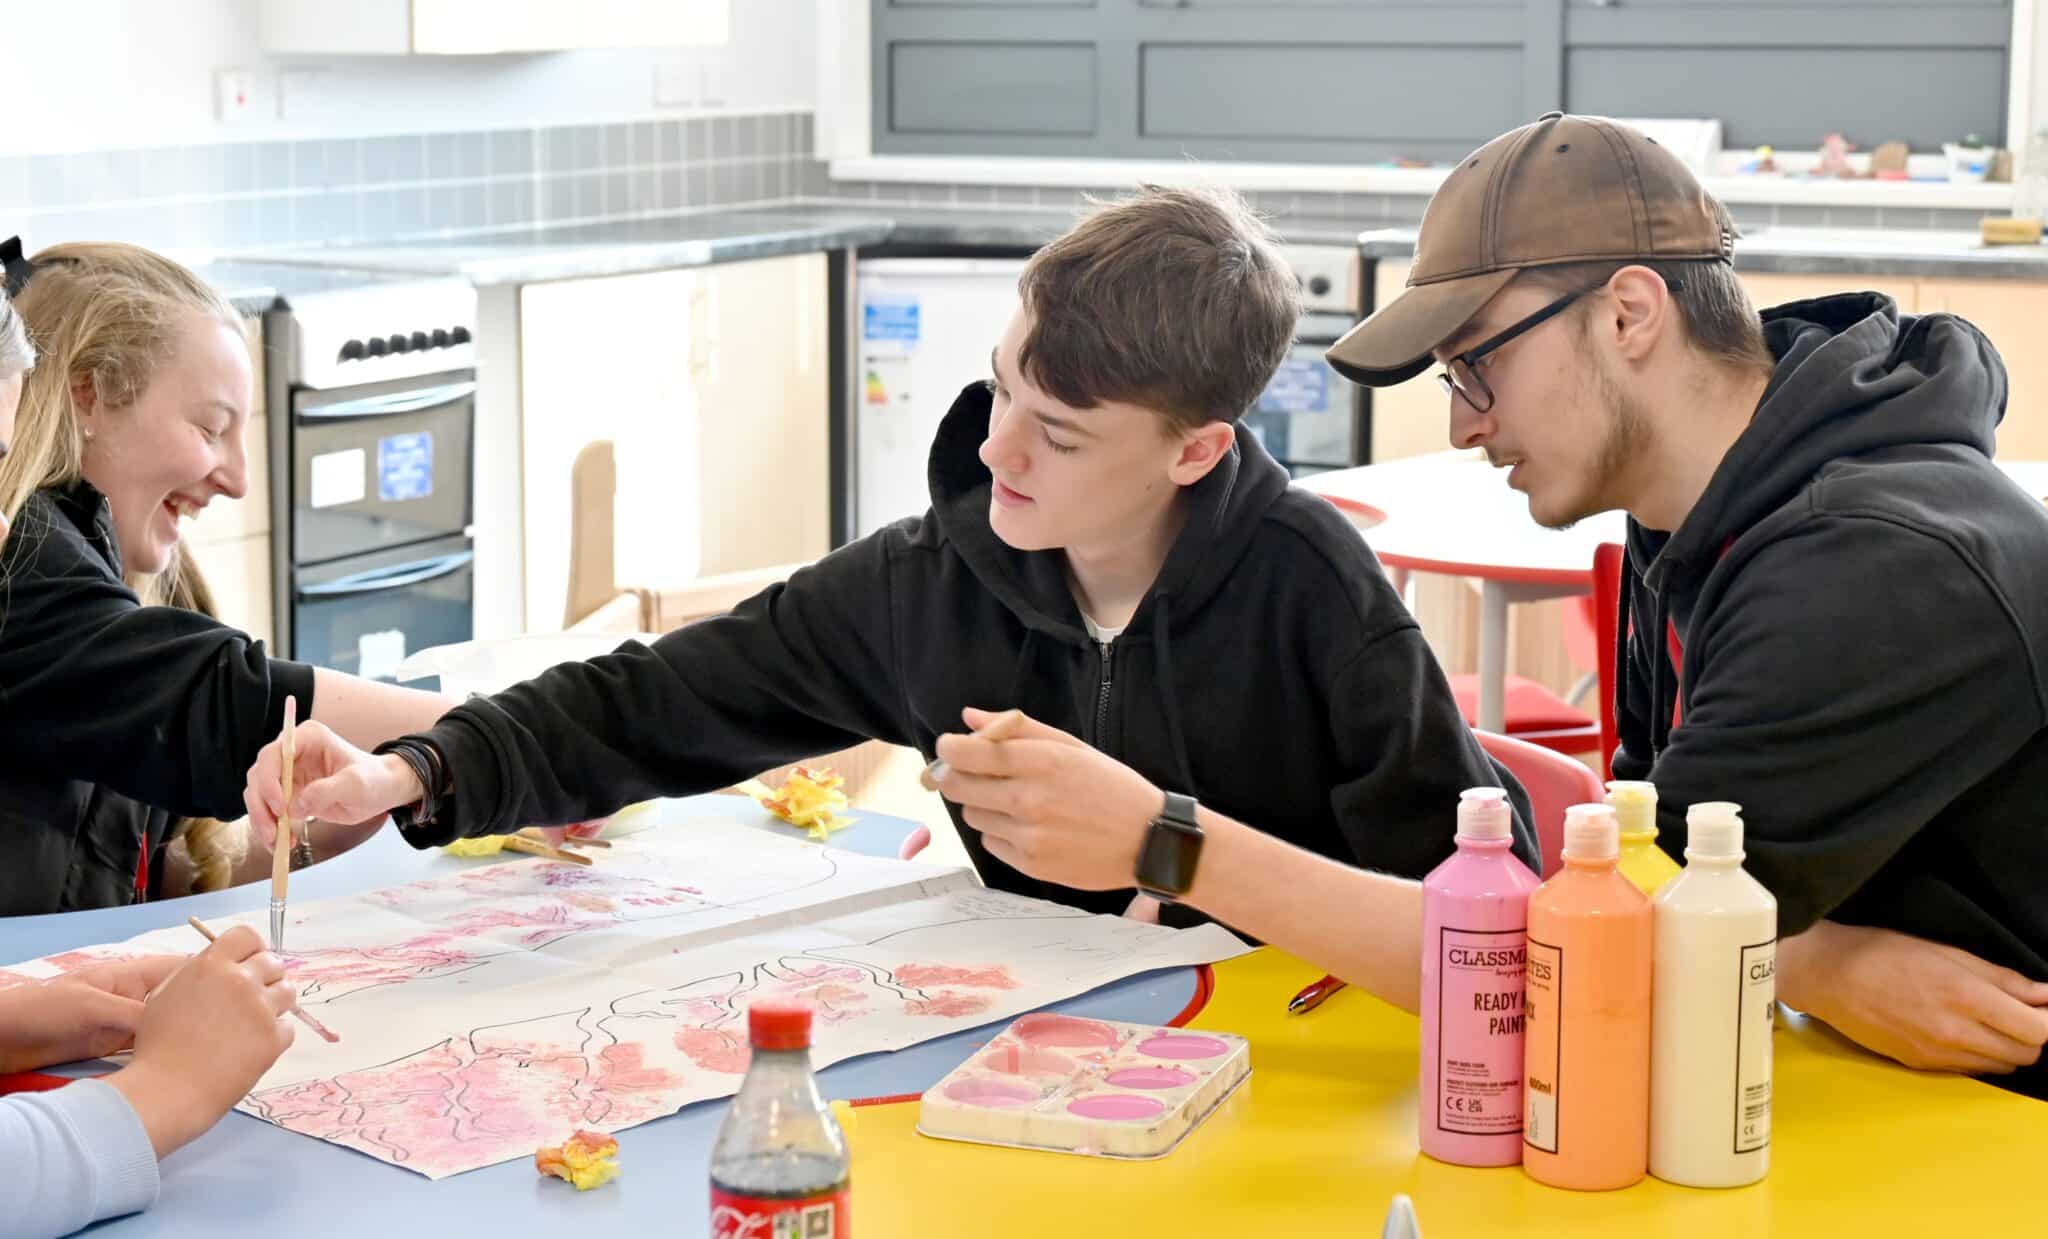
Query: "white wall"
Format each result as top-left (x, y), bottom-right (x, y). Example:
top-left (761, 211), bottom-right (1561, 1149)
top-left (815, 0), bottom-right (868, 161)
top-left (2028, 0), bottom-right (2048, 145)
top-left (0, 0), bottom-right (815, 155)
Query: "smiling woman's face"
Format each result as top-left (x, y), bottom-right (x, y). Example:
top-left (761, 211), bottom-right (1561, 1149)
top-left (76, 313), bottom-right (253, 575)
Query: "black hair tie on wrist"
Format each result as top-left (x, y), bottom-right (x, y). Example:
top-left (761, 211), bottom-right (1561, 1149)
top-left (1, 237), bottom-right (35, 297)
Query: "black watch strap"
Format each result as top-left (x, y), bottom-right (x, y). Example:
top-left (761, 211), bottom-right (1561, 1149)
top-left (1159, 791), bottom-right (1197, 829)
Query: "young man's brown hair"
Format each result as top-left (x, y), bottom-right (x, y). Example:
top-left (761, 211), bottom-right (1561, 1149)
top-left (1015, 185), bottom-right (1301, 434)
top-left (1521, 201), bottom-right (1774, 376)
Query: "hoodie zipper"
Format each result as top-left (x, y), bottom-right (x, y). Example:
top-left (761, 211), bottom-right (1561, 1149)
top-left (1091, 639), bottom-right (1116, 748)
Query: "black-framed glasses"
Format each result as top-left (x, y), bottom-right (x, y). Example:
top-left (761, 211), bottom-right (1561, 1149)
top-left (1436, 278), bottom-right (1683, 413)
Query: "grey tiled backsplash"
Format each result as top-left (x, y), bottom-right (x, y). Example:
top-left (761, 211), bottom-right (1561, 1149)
top-left (6, 105), bottom-right (1995, 258)
top-left (6, 109), bottom-right (813, 254)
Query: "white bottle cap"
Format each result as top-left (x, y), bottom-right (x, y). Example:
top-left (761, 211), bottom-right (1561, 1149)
top-left (1604, 780), bottom-right (1658, 837)
top-left (1685, 801), bottom-right (1745, 860)
top-left (1562, 803), bottom-right (1619, 860)
top-left (1457, 786), bottom-right (1512, 840)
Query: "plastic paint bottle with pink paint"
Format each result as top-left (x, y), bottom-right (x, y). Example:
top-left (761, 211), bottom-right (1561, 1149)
top-left (1419, 786), bottom-right (1542, 1166)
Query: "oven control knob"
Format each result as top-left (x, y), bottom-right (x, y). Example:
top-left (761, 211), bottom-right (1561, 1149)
top-left (1308, 275), bottom-right (1332, 297)
top-left (388, 333), bottom-right (412, 354)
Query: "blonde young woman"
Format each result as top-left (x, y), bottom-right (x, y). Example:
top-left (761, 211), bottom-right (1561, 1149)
top-left (0, 240), bottom-right (454, 914)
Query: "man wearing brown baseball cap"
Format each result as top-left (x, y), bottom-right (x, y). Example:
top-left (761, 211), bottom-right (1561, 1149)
top-left (1333, 113), bottom-right (2048, 1098)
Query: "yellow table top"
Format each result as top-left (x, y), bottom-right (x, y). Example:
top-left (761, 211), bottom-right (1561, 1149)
top-left (846, 949), bottom-right (2042, 1237)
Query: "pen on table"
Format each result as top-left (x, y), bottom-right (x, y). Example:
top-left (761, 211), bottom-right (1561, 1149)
top-left (920, 708), bottom-right (1027, 791)
top-left (269, 695), bottom-right (298, 954)
top-left (186, 916), bottom-right (340, 1043)
top-left (1288, 974), bottom-right (1347, 1016)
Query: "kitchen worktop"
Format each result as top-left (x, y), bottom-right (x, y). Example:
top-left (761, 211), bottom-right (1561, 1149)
top-left (1360, 226), bottom-right (2048, 280)
top-left (215, 205), bottom-right (1391, 287)
top-left (210, 208), bottom-right (2048, 290)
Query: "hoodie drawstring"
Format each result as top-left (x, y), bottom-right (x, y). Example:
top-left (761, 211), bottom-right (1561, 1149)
top-left (1005, 627), bottom-right (1044, 715)
top-left (1151, 594), bottom-right (1199, 795)
top-left (1629, 560), bottom-right (1679, 762)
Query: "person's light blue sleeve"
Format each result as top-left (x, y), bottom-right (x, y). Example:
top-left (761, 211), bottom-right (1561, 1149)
top-left (0, 1078), bottom-right (159, 1239)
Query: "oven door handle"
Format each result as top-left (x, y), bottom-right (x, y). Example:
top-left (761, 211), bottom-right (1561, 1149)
top-left (298, 381), bottom-right (476, 421)
top-left (298, 550), bottom-right (474, 598)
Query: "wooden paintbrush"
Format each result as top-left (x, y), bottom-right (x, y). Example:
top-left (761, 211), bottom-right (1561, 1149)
top-left (501, 833), bottom-right (595, 866)
top-left (920, 708), bottom-right (1027, 791)
top-left (521, 827), bottom-right (611, 849)
top-left (269, 696), bottom-right (297, 954)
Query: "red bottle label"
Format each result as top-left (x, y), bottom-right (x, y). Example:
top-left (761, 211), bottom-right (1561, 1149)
top-left (710, 1184), bottom-right (849, 1239)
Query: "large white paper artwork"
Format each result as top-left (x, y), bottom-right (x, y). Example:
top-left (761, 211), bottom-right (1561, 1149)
top-left (4, 813), bottom-right (1249, 1178)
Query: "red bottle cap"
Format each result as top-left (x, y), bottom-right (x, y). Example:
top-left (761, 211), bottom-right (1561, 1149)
top-left (748, 999), bottom-right (814, 1051)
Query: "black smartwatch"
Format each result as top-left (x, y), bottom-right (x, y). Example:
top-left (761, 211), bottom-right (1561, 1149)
top-left (1134, 791), bottom-right (1203, 902)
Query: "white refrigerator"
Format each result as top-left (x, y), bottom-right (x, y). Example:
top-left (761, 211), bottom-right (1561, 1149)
top-left (854, 258), bottom-right (1025, 538)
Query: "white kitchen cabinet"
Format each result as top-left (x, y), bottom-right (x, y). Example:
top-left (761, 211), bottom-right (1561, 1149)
top-left (1913, 278), bottom-right (2048, 460)
top-left (1365, 260), bottom-right (1455, 465)
top-left (517, 253), bottom-right (829, 633)
top-left (186, 534), bottom-right (277, 651)
top-left (260, 0), bottom-right (728, 55)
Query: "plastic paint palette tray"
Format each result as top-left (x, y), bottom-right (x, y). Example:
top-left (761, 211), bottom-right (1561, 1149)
top-left (917, 1013), bottom-right (1250, 1159)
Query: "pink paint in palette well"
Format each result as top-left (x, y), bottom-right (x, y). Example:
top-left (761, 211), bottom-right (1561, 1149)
top-left (1135, 1034), bottom-right (1231, 1061)
top-left (917, 1015), bottom-right (1250, 1159)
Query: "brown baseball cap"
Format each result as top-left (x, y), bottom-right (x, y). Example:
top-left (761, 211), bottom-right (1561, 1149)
top-left (1327, 113), bottom-right (1734, 387)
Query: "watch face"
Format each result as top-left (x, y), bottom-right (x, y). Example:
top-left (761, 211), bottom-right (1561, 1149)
top-left (1138, 819), bottom-right (1202, 895)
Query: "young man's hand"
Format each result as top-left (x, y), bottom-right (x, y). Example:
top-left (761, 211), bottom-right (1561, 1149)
top-left (932, 707), bottom-right (1162, 891)
top-left (1781, 919), bottom-right (2048, 1075)
top-left (244, 720), bottom-right (422, 853)
top-left (0, 956), bottom-right (186, 1074)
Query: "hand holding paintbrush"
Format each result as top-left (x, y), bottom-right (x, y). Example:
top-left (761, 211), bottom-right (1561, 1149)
top-left (186, 917), bottom-right (339, 1044)
top-left (925, 707), bottom-right (1176, 894)
top-left (921, 708), bottom-right (1027, 790)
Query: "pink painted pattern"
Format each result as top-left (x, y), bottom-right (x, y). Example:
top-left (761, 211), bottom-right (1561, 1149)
top-left (674, 1027), bottom-right (751, 1075)
top-left (895, 964), bottom-right (1020, 991)
top-left (247, 1018), bottom-right (690, 1178)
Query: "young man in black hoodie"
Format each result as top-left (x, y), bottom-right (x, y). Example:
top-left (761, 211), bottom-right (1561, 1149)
top-left (245, 186), bottom-right (1536, 1016)
top-left (1326, 113), bottom-right (2048, 1099)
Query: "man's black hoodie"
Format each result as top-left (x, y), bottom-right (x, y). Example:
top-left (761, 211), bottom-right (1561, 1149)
top-left (415, 381), bottom-right (1537, 921)
top-left (1612, 294), bottom-right (2048, 1098)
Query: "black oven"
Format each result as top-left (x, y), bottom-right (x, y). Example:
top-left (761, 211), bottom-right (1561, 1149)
top-left (265, 279), bottom-right (479, 681)
top-left (1240, 245), bottom-right (1366, 478)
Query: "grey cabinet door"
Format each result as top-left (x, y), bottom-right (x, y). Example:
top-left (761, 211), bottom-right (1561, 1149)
top-left (872, 0), bottom-right (2012, 161)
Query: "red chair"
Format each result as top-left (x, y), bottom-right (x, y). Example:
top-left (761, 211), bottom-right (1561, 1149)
top-left (1447, 673), bottom-right (1600, 757)
top-left (1476, 729), bottom-right (1604, 878)
top-left (1590, 542), bottom-right (1627, 779)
